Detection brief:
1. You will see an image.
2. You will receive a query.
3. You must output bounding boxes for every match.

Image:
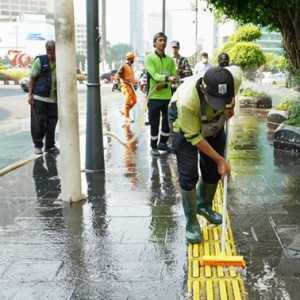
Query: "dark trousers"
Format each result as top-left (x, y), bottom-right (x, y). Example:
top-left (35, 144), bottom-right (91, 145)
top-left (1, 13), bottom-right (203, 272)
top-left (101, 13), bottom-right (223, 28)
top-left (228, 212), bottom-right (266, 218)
top-left (148, 99), bottom-right (170, 149)
top-left (173, 129), bottom-right (226, 190)
top-left (31, 99), bottom-right (58, 149)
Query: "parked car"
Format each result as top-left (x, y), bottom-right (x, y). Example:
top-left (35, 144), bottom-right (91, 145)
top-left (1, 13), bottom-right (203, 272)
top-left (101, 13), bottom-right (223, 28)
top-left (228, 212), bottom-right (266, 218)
top-left (100, 69), bottom-right (117, 82)
top-left (262, 72), bottom-right (286, 85)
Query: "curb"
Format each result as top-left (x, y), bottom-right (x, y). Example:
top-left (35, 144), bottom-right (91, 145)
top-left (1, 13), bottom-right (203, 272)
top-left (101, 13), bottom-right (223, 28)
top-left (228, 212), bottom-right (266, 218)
top-left (0, 154), bottom-right (40, 177)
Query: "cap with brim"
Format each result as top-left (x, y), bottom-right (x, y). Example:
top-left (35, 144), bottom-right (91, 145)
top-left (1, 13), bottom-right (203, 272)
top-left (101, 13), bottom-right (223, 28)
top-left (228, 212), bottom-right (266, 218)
top-left (171, 41), bottom-right (180, 48)
top-left (202, 67), bottom-right (235, 110)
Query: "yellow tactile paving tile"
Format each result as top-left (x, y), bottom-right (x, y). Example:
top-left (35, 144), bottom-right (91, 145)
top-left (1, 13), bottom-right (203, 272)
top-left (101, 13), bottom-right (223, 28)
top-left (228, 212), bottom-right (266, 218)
top-left (187, 186), bottom-right (248, 300)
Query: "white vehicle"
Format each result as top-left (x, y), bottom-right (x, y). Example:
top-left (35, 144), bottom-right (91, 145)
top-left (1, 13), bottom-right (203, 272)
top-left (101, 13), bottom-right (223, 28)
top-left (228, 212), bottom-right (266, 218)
top-left (262, 72), bottom-right (286, 85)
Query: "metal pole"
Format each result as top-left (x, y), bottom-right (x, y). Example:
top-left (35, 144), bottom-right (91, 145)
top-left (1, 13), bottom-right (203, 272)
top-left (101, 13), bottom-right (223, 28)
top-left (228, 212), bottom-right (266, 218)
top-left (55, 0), bottom-right (84, 202)
top-left (195, 0), bottom-right (198, 51)
top-left (101, 0), bottom-right (107, 66)
top-left (162, 0), bottom-right (166, 33)
top-left (85, 0), bottom-right (105, 172)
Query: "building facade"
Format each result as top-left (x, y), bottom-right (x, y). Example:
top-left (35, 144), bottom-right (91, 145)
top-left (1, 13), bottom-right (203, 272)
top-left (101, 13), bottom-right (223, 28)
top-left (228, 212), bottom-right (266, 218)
top-left (258, 30), bottom-right (282, 55)
top-left (0, 0), bottom-right (50, 20)
top-left (130, 0), bottom-right (144, 56)
top-left (75, 23), bottom-right (87, 57)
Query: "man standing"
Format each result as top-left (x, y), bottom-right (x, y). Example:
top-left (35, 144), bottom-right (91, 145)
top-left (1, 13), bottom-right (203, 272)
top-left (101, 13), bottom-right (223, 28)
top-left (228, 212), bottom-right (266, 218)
top-left (170, 67), bottom-right (235, 243)
top-left (194, 52), bottom-right (212, 77)
top-left (145, 32), bottom-right (177, 155)
top-left (171, 40), bottom-right (193, 79)
top-left (28, 40), bottom-right (58, 155)
top-left (115, 52), bottom-right (137, 123)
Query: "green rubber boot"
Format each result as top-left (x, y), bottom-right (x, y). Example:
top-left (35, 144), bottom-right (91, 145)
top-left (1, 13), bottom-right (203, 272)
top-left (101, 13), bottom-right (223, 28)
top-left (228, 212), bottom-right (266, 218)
top-left (181, 189), bottom-right (202, 244)
top-left (196, 181), bottom-right (222, 225)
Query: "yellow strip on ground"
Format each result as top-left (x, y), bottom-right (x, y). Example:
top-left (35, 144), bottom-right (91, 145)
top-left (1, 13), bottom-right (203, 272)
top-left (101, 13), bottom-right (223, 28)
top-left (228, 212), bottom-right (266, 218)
top-left (187, 185), bottom-right (248, 300)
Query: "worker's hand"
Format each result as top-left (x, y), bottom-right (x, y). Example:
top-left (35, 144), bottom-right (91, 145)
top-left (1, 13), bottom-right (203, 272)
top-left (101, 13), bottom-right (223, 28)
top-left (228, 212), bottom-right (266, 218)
top-left (217, 157), bottom-right (231, 178)
top-left (224, 108), bottom-right (234, 120)
top-left (28, 94), bottom-right (33, 106)
top-left (168, 76), bottom-right (178, 84)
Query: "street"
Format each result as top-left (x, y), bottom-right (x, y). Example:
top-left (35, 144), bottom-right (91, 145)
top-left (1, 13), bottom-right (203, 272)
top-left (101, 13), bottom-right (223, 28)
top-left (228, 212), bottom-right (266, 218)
top-left (0, 83), bottom-right (119, 169)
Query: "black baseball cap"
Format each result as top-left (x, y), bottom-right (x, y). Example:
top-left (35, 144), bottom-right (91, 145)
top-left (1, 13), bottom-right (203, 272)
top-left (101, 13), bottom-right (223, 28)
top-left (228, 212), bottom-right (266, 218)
top-left (202, 67), bottom-right (235, 110)
top-left (218, 52), bottom-right (230, 67)
top-left (171, 41), bottom-right (180, 48)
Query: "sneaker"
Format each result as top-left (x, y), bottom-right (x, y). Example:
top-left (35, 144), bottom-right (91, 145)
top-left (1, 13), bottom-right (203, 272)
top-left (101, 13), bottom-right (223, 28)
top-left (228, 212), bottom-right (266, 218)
top-left (151, 148), bottom-right (160, 156)
top-left (34, 147), bottom-right (43, 155)
top-left (45, 146), bottom-right (60, 155)
top-left (157, 143), bottom-right (171, 153)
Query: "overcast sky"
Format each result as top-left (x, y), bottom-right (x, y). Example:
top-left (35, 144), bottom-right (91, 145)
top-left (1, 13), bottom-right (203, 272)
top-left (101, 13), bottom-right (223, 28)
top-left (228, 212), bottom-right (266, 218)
top-left (73, 0), bottom-right (214, 56)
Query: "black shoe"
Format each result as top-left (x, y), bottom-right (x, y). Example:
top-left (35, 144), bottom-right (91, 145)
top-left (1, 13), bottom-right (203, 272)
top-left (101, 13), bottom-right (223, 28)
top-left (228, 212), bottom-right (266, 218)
top-left (151, 148), bottom-right (160, 156)
top-left (45, 146), bottom-right (60, 155)
top-left (157, 143), bottom-right (171, 153)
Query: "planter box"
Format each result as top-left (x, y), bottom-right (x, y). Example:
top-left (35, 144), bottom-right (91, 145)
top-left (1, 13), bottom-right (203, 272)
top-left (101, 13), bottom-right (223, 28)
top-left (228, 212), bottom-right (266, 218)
top-left (267, 109), bottom-right (288, 124)
top-left (274, 124), bottom-right (300, 152)
top-left (239, 95), bottom-right (272, 109)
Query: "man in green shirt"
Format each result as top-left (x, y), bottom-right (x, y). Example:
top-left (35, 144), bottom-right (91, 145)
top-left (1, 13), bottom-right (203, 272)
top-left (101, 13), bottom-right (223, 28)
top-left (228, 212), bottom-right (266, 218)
top-left (28, 40), bottom-right (58, 155)
top-left (170, 67), bottom-right (235, 243)
top-left (145, 32), bottom-right (177, 155)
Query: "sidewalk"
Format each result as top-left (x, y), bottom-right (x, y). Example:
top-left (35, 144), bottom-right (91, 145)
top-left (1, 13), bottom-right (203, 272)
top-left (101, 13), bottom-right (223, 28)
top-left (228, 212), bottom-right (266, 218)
top-left (0, 92), bottom-right (300, 299)
top-left (0, 92), bottom-right (188, 300)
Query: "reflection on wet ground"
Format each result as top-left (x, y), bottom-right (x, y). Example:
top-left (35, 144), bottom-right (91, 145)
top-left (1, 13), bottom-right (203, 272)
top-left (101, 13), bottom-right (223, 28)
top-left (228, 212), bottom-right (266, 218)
top-left (229, 108), bottom-right (300, 299)
top-left (0, 92), bottom-right (187, 299)
top-left (0, 94), bottom-right (300, 298)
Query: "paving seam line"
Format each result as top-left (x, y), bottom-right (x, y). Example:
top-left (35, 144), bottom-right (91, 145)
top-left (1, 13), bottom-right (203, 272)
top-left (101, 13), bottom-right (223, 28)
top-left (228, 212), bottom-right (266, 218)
top-left (0, 154), bottom-right (41, 177)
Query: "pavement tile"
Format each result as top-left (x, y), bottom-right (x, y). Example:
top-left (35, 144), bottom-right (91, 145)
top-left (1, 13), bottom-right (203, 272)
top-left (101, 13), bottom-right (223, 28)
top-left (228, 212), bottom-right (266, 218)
top-left (1, 260), bottom-right (63, 282)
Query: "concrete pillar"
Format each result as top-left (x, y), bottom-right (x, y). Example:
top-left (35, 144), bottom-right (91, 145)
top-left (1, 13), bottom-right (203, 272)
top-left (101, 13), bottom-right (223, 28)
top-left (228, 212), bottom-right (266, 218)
top-left (55, 0), bottom-right (84, 202)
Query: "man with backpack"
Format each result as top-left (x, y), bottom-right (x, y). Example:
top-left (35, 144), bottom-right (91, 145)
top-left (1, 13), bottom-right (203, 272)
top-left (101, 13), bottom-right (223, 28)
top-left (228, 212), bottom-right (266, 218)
top-left (28, 40), bottom-right (58, 155)
top-left (169, 67), bottom-right (235, 243)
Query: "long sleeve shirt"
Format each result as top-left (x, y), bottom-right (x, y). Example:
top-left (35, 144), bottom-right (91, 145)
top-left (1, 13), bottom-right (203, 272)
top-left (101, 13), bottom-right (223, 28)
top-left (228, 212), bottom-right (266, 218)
top-left (144, 51), bottom-right (176, 100)
top-left (171, 77), bottom-right (224, 145)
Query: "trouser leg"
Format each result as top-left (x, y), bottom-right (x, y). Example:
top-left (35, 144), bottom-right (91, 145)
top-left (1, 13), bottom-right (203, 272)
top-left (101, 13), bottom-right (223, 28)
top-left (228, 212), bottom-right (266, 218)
top-left (173, 133), bottom-right (199, 191)
top-left (197, 129), bottom-right (226, 224)
top-left (45, 102), bottom-right (58, 150)
top-left (199, 129), bottom-right (226, 184)
top-left (159, 100), bottom-right (170, 144)
top-left (173, 132), bottom-right (202, 243)
top-left (31, 100), bottom-right (47, 149)
top-left (148, 100), bottom-right (161, 149)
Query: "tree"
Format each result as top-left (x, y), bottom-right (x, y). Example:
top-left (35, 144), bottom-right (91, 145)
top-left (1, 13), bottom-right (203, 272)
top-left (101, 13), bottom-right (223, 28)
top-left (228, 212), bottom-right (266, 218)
top-left (218, 25), bottom-right (266, 73)
top-left (229, 24), bottom-right (261, 42)
top-left (227, 42), bottom-right (266, 70)
top-left (206, 0), bottom-right (300, 71)
top-left (110, 43), bottom-right (133, 66)
top-left (262, 53), bottom-right (288, 73)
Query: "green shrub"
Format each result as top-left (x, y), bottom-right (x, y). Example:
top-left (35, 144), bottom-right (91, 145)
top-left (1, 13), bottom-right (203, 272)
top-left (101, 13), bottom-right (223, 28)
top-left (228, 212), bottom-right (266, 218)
top-left (275, 98), bottom-right (299, 111)
top-left (229, 25), bottom-right (262, 43)
top-left (0, 68), bottom-right (29, 81)
top-left (276, 97), bottom-right (300, 127)
top-left (240, 88), bottom-right (268, 98)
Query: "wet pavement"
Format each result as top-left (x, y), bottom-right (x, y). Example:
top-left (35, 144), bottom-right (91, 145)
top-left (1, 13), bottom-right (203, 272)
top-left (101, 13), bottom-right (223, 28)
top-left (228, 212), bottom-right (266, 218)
top-left (0, 90), bottom-right (300, 299)
top-left (229, 108), bottom-right (300, 299)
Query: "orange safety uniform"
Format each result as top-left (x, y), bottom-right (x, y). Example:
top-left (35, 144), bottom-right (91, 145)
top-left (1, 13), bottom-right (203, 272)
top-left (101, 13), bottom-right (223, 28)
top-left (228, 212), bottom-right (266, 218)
top-left (116, 62), bottom-right (137, 118)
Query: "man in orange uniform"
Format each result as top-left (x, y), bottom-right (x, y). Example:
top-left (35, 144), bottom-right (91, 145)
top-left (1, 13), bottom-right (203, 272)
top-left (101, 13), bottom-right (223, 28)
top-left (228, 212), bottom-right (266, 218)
top-left (115, 52), bottom-right (137, 123)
